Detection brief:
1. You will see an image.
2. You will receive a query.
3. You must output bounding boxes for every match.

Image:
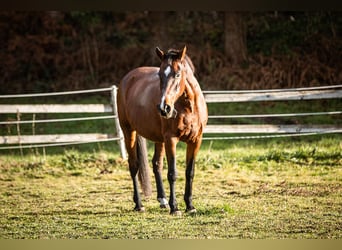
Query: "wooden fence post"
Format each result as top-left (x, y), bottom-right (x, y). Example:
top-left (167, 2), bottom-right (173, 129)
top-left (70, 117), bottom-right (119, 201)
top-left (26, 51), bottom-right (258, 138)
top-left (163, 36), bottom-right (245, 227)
top-left (111, 85), bottom-right (127, 160)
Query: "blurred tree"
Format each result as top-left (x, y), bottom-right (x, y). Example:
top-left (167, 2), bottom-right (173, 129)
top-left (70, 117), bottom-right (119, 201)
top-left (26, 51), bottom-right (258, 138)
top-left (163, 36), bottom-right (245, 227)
top-left (0, 11), bottom-right (340, 94)
top-left (224, 12), bottom-right (247, 66)
top-left (149, 11), bottom-right (167, 48)
top-left (148, 11), bottom-right (169, 65)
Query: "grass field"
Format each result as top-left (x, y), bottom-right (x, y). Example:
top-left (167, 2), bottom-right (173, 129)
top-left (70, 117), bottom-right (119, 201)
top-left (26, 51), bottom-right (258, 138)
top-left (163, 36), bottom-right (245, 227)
top-left (0, 135), bottom-right (341, 239)
top-left (0, 95), bottom-right (341, 238)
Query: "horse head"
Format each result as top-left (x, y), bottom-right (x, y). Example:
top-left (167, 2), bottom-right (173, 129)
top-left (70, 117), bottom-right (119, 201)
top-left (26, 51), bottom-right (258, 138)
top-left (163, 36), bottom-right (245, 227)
top-left (156, 46), bottom-right (187, 119)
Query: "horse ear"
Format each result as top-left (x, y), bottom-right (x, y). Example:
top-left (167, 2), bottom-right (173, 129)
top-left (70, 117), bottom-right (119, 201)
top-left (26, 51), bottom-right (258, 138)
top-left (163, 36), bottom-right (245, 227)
top-left (179, 45), bottom-right (187, 61)
top-left (156, 47), bottom-right (164, 60)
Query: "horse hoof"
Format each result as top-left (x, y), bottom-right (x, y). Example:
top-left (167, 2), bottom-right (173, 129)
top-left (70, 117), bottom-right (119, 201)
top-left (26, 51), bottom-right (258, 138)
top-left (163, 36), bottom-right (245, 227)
top-left (186, 208), bottom-right (197, 214)
top-left (170, 210), bottom-right (182, 216)
top-left (134, 206), bottom-right (145, 212)
top-left (158, 198), bottom-right (169, 209)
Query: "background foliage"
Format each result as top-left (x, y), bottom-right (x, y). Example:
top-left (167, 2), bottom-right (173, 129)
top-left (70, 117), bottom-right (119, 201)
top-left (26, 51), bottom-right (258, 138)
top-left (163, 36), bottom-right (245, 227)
top-left (0, 11), bottom-right (341, 94)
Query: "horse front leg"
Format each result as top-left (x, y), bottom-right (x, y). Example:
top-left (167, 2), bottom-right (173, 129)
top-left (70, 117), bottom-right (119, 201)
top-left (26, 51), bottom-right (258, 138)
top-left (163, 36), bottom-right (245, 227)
top-left (152, 142), bottom-right (168, 208)
top-left (165, 137), bottom-right (181, 215)
top-left (184, 138), bottom-right (202, 213)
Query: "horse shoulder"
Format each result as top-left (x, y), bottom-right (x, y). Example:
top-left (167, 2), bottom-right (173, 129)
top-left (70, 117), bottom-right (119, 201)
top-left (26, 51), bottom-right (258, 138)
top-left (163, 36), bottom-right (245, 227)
top-left (121, 67), bottom-right (159, 98)
top-left (185, 74), bottom-right (208, 127)
top-left (176, 96), bottom-right (207, 142)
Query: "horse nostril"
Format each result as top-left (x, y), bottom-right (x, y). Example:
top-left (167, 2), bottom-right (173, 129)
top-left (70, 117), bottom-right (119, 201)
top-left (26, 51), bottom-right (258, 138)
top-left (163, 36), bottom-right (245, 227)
top-left (158, 103), bottom-right (173, 118)
top-left (164, 104), bottom-right (171, 114)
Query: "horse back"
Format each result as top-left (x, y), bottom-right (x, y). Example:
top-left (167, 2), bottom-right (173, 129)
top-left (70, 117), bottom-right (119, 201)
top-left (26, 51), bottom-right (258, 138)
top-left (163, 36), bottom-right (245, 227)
top-left (119, 67), bottom-right (159, 98)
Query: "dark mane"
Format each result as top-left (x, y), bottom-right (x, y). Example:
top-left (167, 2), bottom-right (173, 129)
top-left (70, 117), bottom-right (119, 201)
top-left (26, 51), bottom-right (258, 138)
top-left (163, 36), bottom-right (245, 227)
top-left (165, 48), bottom-right (195, 74)
top-left (165, 48), bottom-right (179, 58)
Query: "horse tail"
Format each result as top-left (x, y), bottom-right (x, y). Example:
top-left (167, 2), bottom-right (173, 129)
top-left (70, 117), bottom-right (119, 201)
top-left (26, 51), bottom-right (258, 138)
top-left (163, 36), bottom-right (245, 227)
top-left (136, 135), bottom-right (152, 197)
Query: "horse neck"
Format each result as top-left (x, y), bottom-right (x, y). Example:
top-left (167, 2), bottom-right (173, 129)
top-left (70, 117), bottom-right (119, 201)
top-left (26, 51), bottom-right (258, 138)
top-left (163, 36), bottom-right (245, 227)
top-left (179, 60), bottom-right (208, 128)
top-left (184, 62), bottom-right (202, 100)
top-left (182, 62), bottom-right (204, 112)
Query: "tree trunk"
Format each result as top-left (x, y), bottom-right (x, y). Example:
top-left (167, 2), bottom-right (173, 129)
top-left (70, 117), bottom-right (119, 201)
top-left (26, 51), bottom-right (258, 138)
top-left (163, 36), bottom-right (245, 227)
top-left (224, 12), bottom-right (247, 66)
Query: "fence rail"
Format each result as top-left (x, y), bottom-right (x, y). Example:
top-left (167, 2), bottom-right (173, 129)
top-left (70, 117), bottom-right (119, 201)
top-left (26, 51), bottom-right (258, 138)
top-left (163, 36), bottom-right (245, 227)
top-left (204, 124), bottom-right (340, 134)
top-left (0, 104), bottom-right (113, 113)
top-left (0, 85), bottom-right (127, 158)
top-left (1, 133), bottom-right (115, 144)
top-left (0, 87), bottom-right (113, 98)
top-left (0, 115), bottom-right (116, 125)
top-left (208, 111), bottom-right (342, 119)
top-left (203, 89), bottom-right (342, 103)
top-left (1, 84), bottom-right (341, 158)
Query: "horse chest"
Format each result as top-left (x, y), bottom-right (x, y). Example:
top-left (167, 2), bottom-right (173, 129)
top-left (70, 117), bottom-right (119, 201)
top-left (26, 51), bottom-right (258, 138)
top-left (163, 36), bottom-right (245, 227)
top-left (177, 112), bottom-right (201, 141)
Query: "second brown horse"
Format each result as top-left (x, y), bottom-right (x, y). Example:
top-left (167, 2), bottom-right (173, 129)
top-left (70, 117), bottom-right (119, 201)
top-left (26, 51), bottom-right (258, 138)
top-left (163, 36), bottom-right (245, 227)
top-left (117, 46), bottom-right (208, 215)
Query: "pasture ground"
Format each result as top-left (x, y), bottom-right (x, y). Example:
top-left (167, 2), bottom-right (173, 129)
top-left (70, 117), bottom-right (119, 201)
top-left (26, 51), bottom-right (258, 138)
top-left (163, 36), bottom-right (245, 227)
top-left (0, 136), bottom-right (341, 239)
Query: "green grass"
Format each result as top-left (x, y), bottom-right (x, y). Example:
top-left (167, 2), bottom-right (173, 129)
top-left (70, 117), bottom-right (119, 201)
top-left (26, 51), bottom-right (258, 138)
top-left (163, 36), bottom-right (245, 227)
top-left (1, 95), bottom-right (341, 238)
top-left (0, 136), bottom-right (341, 239)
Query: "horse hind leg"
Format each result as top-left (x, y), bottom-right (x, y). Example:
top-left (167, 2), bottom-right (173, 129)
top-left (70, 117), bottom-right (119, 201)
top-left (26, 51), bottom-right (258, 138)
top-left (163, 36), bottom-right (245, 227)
top-left (124, 130), bottom-right (145, 212)
top-left (152, 143), bottom-right (168, 209)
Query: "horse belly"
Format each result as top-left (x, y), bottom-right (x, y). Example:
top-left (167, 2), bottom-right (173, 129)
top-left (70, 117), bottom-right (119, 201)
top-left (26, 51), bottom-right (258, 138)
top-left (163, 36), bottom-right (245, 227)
top-left (131, 111), bottom-right (163, 142)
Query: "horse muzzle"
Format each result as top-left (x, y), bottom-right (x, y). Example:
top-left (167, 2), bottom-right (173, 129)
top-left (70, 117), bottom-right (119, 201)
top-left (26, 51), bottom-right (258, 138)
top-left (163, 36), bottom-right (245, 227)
top-left (157, 104), bottom-right (177, 119)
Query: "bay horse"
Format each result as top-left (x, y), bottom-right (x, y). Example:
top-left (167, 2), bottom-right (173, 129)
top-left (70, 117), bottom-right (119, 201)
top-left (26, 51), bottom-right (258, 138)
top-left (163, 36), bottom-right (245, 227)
top-left (117, 46), bottom-right (208, 215)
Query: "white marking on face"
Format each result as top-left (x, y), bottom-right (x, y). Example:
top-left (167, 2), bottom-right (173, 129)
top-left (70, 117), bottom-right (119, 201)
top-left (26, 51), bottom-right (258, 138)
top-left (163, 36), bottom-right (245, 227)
top-left (160, 94), bottom-right (166, 110)
top-left (164, 66), bottom-right (171, 78)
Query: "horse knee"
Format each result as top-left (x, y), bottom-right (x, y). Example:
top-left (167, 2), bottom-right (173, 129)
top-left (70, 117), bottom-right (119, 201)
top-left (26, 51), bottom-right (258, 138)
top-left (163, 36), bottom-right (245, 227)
top-left (167, 170), bottom-right (177, 182)
top-left (152, 159), bottom-right (162, 173)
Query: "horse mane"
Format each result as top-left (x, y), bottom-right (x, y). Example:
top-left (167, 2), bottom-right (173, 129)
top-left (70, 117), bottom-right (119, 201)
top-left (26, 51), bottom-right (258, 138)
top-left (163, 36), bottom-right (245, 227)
top-left (165, 48), bottom-right (195, 74)
top-left (184, 55), bottom-right (195, 74)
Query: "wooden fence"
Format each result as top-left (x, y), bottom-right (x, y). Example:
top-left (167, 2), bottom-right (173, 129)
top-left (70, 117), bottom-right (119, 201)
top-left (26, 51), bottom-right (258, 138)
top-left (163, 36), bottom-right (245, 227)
top-left (0, 86), bottom-right (127, 158)
top-left (203, 85), bottom-right (342, 136)
top-left (1, 85), bottom-right (341, 159)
